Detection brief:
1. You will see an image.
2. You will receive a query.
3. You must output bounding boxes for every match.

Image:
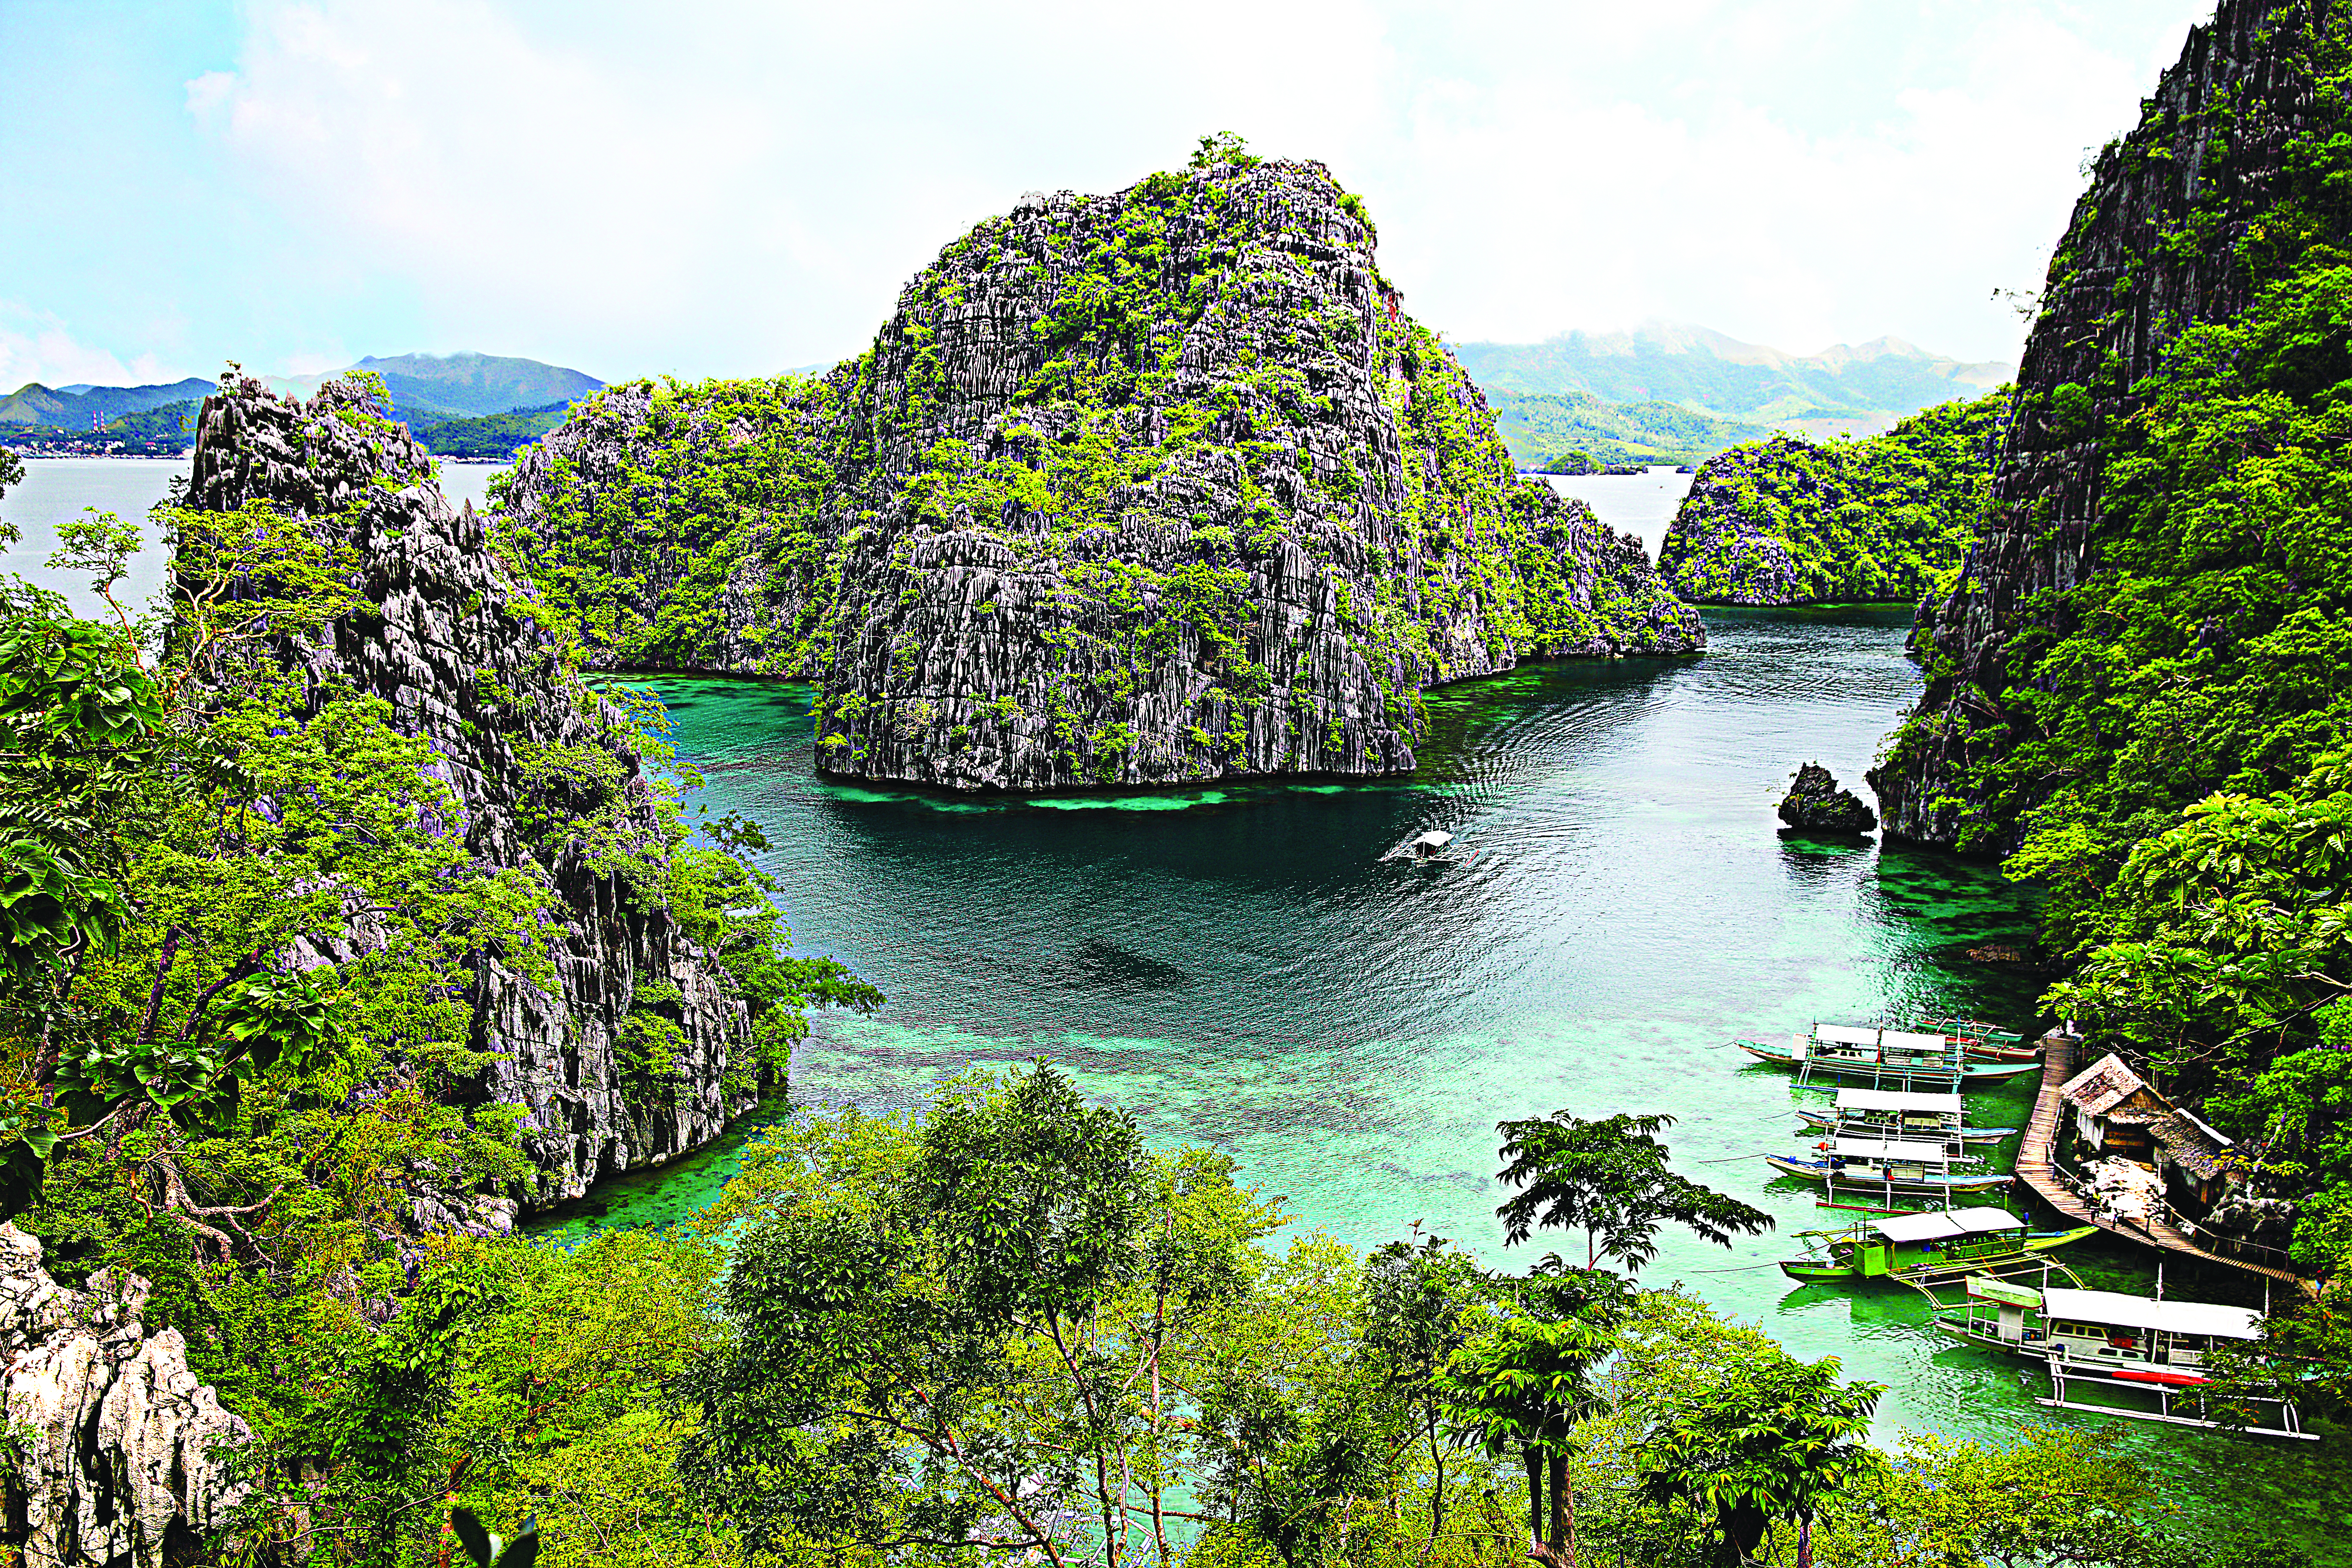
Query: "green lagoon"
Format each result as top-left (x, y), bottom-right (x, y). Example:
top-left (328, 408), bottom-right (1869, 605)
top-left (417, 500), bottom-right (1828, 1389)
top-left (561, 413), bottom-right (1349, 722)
top-left (530, 605), bottom-right (2349, 1554)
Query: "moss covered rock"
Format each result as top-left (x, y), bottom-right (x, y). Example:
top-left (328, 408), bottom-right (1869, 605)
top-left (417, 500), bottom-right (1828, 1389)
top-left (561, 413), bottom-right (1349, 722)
top-left (499, 148), bottom-right (1702, 790)
top-left (1656, 392), bottom-right (2007, 606)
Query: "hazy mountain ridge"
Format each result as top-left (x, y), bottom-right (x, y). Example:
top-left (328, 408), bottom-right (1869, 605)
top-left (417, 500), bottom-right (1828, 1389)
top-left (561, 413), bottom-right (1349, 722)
top-left (1454, 322), bottom-right (2014, 432)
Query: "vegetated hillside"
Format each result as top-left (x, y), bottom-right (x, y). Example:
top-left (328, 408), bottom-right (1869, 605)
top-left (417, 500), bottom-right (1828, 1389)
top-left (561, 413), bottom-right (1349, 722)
top-left (1655, 391), bottom-right (2006, 605)
top-left (1870, 0), bottom-right (2352, 1281)
top-left (354, 351), bottom-right (603, 420)
top-left (1455, 322), bottom-right (2011, 426)
top-left (500, 139), bottom-right (1702, 791)
top-left (0, 376), bottom-right (213, 428)
top-left (1489, 389), bottom-right (1773, 471)
top-left (419, 398), bottom-right (579, 459)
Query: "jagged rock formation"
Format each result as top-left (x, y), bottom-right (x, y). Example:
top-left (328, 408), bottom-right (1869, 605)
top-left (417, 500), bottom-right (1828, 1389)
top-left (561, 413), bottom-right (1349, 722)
top-left (1870, 1), bottom-right (2333, 846)
top-left (186, 379), bottom-right (766, 1204)
top-left (0, 1224), bottom-right (248, 1568)
top-left (1657, 393), bottom-right (2004, 606)
top-left (1777, 762), bottom-right (1877, 835)
top-left (501, 155), bottom-right (1702, 789)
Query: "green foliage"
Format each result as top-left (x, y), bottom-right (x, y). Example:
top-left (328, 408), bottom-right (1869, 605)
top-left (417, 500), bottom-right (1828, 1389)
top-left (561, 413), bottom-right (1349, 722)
top-left (420, 400), bottom-right (577, 460)
top-left (1493, 1110), bottom-right (1773, 1271)
top-left (1658, 391), bottom-right (2009, 605)
top-left (1490, 391), bottom-right (1772, 471)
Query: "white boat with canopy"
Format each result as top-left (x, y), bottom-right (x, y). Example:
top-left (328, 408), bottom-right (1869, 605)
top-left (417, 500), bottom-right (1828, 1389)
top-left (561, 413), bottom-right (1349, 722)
top-left (1937, 1281), bottom-right (2310, 1438)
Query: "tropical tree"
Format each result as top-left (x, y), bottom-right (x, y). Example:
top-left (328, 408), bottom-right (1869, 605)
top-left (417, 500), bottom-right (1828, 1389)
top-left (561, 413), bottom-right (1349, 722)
top-left (1634, 1346), bottom-right (1882, 1568)
top-left (1359, 1237), bottom-right (1500, 1558)
top-left (1433, 1309), bottom-right (1616, 1566)
top-left (1494, 1111), bottom-right (1772, 1271)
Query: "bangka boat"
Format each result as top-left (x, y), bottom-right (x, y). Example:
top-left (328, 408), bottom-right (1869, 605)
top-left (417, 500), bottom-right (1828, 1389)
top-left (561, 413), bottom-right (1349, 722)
top-left (1764, 1136), bottom-right (2015, 1197)
top-left (1779, 1206), bottom-right (2094, 1285)
top-left (1734, 1025), bottom-right (2037, 1088)
top-left (1935, 1280), bottom-right (2312, 1439)
top-left (1908, 1014), bottom-right (2043, 1064)
top-left (1795, 1088), bottom-right (2018, 1147)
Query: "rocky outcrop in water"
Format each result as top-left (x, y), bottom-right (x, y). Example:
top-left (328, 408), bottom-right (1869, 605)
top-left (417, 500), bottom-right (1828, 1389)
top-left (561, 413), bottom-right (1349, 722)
top-left (1777, 762), bottom-right (1876, 835)
top-left (186, 379), bottom-right (766, 1205)
top-left (1658, 394), bottom-right (2004, 606)
top-left (0, 1224), bottom-right (248, 1568)
top-left (501, 155), bottom-right (1702, 790)
top-left (1869, 1), bottom-right (2330, 846)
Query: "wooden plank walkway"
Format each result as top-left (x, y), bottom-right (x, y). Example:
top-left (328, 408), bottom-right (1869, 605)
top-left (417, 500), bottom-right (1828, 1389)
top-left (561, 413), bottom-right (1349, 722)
top-left (2015, 1034), bottom-right (2306, 1289)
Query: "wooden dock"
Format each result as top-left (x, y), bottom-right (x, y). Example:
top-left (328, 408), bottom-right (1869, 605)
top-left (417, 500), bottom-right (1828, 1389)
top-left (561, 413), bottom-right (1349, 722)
top-left (2015, 1034), bottom-right (2304, 1289)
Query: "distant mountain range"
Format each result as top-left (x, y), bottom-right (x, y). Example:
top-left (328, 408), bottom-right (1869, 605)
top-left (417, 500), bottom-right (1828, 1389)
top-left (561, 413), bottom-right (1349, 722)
top-left (1, 352), bottom-right (604, 456)
top-left (1453, 322), bottom-right (2014, 441)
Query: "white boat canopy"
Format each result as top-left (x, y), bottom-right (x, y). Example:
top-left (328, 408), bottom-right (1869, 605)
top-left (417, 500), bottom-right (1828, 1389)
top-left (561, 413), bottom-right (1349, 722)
top-left (2040, 1288), bottom-right (2263, 1340)
top-left (1879, 1029), bottom-right (1951, 1056)
top-left (1832, 1137), bottom-right (1957, 1161)
top-left (1867, 1207), bottom-right (2024, 1243)
top-left (1815, 1024), bottom-right (1880, 1047)
top-left (1836, 1088), bottom-right (1964, 1114)
top-left (1408, 830), bottom-right (1455, 850)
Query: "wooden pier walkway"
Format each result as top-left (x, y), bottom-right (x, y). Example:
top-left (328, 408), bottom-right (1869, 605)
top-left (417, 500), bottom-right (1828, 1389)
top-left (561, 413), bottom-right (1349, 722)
top-left (2016, 1034), bottom-right (2305, 1290)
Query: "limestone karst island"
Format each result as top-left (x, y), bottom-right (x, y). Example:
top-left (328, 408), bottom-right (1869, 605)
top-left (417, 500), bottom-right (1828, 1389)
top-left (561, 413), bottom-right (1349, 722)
top-left (4, 4), bottom-right (2352, 1565)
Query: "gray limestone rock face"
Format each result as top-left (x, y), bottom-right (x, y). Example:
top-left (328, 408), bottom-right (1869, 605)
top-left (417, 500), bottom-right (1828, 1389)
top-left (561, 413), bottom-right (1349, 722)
top-left (498, 158), bottom-right (1702, 791)
top-left (1869, 0), bottom-right (2326, 848)
top-left (1777, 761), bottom-right (1877, 836)
top-left (0, 1224), bottom-right (249, 1568)
top-left (184, 378), bottom-right (764, 1207)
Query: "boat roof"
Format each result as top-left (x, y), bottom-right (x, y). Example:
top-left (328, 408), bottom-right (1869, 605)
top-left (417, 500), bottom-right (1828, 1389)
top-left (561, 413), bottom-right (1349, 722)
top-left (1867, 1207), bottom-right (2023, 1242)
top-left (1408, 830), bottom-right (1455, 848)
top-left (1880, 1029), bottom-right (1951, 1055)
top-left (1816, 1024), bottom-right (1879, 1047)
top-left (1836, 1088), bottom-right (1963, 1113)
top-left (1833, 1137), bottom-right (1956, 1160)
top-left (2040, 1288), bottom-right (2262, 1340)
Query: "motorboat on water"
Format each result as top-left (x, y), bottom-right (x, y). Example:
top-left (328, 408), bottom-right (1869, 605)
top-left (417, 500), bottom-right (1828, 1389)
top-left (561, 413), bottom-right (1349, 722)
top-left (1794, 1087), bottom-right (2019, 1149)
top-left (1763, 1135), bottom-right (2015, 1198)
top-left (1779, 1207), bottom-right (2094, 1286)
top-left (1735, 1023), bottom-right (2038, 1089)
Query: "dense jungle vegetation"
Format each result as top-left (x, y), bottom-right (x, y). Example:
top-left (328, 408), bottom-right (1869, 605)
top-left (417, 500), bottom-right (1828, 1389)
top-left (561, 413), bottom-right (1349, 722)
top-left (1865, 8), bottom-right (2352, 1349)
top-left (1656, 393), bottom-right (2008, 606)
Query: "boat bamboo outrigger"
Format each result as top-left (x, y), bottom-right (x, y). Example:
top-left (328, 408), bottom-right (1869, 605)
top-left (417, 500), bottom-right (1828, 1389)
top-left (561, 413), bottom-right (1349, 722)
top-left (1795, 1087), bottom-right (2018, 1150)
top-left (1734, 1024), bottom-right (2038, 1089)
top-left (1911, 1014), bottom-right (2042, 1064)
top-left (1936, 1280), bottom-right (2312, 1439)
top-left (1779, 1206), bottom-right (2094, 1287)
top-left (1764, 1135), bottom-right (2014, 1202)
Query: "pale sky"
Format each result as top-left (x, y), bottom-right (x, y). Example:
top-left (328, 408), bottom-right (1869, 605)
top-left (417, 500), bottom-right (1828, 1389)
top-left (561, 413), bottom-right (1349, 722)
top-left (2, 1), bottom-right (2213, 390)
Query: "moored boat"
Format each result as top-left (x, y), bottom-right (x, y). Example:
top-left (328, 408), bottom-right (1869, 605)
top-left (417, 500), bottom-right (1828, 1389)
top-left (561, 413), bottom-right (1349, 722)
top-left (1795, 1091), bottom-right (2018, 1146)
top-left (1764, 1136), bottom-right (2014, 1196)
top-left (1779, 1206), bottom-right (2094, 1285)
top-left (1935, 1280), bottom-right (2311, 1439)
top-left (1735, 1029), bottom-right (2037, 1086)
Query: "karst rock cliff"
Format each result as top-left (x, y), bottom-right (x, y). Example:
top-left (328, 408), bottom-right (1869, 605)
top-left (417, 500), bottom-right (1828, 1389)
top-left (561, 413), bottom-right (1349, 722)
top-left (501, 153), bottom-right (1702, 789)
top-left (0, 1225), bottom-right (248, 1568)
top-left (186, 378), bottom-right (765, 1204)
top-left (1656, 393), bottom-right (2004, 607)
top-left (1868, 0), bottom-right (2337, 846)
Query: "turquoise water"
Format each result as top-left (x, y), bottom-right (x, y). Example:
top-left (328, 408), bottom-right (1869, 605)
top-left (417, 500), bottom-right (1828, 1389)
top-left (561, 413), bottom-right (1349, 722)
top-left (528, 607), bottom-right (2348, 1554)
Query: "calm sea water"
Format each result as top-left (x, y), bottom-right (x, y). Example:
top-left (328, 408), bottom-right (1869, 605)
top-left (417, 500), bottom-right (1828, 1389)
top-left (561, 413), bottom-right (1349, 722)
top-left (10, 462), bottom-right (2342, 1550)
top-left (539, 606), bottom-right (2351, 1555)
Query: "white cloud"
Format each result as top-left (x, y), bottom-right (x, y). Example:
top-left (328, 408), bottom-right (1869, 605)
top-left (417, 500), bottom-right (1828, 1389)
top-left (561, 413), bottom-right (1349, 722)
top-left (0, 304), bottom-right (191, 392)
top-left (172, 0), bottom-right (2208, 379)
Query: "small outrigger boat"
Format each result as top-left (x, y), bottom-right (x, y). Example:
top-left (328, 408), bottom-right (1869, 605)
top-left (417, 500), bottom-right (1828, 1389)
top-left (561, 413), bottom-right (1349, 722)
top-left (1795, 1087), bottom-right (2018, 1148)
top-left (1779, 1206), bottom-right (2095, 1285)
top-left (1935, 1280), bottom-right (2312, 1439)
top-left (1735, 1024), bottom-right (2038, 1089)
top-left (1910, 1014), bottom-right (2044, 1065)
top-left (1764, 1136), bottom-right (2014, 1197)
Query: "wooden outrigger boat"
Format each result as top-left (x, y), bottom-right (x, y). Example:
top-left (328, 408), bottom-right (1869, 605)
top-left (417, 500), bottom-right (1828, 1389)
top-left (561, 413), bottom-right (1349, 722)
top-left (1935, 1279), bottom-right (2312, 1439)
top-left (1764, 1135), bottom-right (2014, 1198)
top-left (1795, 1087), bottom-right (2018, 1148)
top-left (1795, 1087), bottom-right (2016, 1148)
top-left (1911, 1013), bottom-right (2042, 1064)
top-left (1779, 1206), bottom-right (2094, 1286)
top-left (1734, 1024), bottom-right (2038, 1089)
